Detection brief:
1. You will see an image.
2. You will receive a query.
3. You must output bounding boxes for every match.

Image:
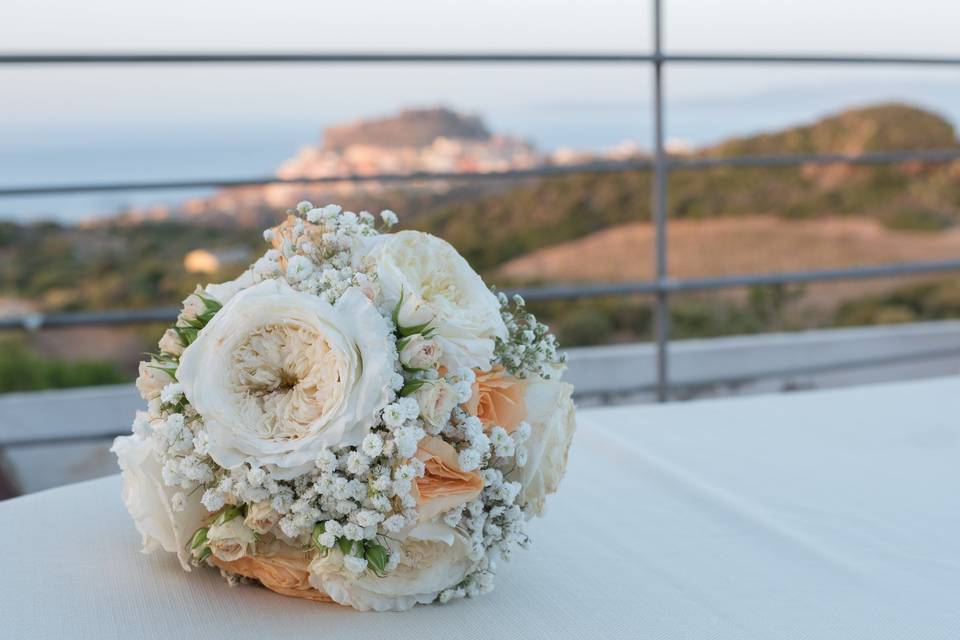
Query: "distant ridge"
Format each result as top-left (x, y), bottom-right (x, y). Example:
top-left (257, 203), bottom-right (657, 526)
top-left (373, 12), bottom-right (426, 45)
top-left (703, 102), bottom-right (957, 157)
top-left (322, 107), bottom-right (491, 151)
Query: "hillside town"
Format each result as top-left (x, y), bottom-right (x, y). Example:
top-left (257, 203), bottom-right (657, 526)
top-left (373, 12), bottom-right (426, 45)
top-left (117, 107), bottom-right (646, 225)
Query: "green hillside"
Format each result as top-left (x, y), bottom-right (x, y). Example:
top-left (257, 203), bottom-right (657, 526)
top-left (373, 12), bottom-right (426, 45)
top-left (414, 103), bottom-right (960, 272)
top-left (706, 103), bottom-right (955, 156)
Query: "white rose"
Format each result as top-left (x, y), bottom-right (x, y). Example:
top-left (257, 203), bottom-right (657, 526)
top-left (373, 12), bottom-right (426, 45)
top-left (204, 269), bottom-right (255, 305)
top-left (399, 334), bottom-right (442, 369)
top-left (244, 501), bottom-right (280, 535)
top-left (207, 518), bottom-right (256, 562)
top-left (508, 377), bottom-right (576, 517)
top-left (373, 231), bottom-right (507, 371)
top-left (111, 433), bottom-right (207, 571)
top-left (415, 381), bottom-right (458, 430)
top-left (135, 361), bottom-right (170, 402)
top-left (177, 278), bottom-right (394, 474)
top-left (309, 523), bottom-right (474, 611)
top-left (157, 328), bottom-right (184, 357)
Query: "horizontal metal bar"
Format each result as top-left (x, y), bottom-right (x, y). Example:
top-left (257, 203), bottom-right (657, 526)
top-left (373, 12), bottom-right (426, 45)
top-left (0, 52), bottom-right (655, 64)
top-left (4, 52), bottom-right (960, 66)
top-left (0, 160), bottom-right (652, 197)
top-left (0, 307), bottom-right (180, 330)
top-left (514, 281), bottom-right (659, 300)
top-left (664, 53), bottom-right (960, 66)
top-left (0, 431), bottom-right (129, 449)
top-left (6, 146), bottom-right (960, 198)
top-left (512, 258), bottom-right (960, 301)
top-left (4, 258), bottom-right (959, 330)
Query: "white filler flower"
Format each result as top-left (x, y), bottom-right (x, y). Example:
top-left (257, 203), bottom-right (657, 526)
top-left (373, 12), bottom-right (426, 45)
top-left (373, 230), bottom-right (507, 371)
top-left (111, 433), bottom-right (208, 571)
top-left (177, 278), bottom-right (394, 474)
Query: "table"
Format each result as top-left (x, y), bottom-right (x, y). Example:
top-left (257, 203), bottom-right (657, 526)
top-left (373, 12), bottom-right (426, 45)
top-left (2, 377), bottom-right (958, 639)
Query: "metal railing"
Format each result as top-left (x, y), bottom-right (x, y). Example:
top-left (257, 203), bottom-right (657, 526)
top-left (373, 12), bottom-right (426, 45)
top-left (3, 0), bottom-right (960, 401)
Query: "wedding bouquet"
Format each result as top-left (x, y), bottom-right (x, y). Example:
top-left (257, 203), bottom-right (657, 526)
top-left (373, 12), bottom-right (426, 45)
top-left (112, 202), bottom-right (576, 611)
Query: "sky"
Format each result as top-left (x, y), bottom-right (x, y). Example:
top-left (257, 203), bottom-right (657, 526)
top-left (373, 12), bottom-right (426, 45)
top-left (2, 0), bottom-right (960, 221)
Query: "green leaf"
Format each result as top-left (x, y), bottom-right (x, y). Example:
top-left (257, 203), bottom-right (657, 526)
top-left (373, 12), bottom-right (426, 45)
top-left (183, 316), bottom-right (206, 330)
top-left (214, 505), bottom-right (244, 526)
top-left (399, 379), bottom-right (429, 397)
top-left (174, 325), bottom-right (199, 346)
top-left (364, 543), bottom-right (389, 576)
top-left (391, 290), bottom-right (404, 327)
top-left (401, 364), bottom-right (428, 374)
top-left (188, 527), bottom-right (209, 550)
top-left (146, 361), bottom-right (177, 380)
top-left (337, 537), bottom-right (354, 555)
top-left (197, 547), bottom-right (213, 563)
top-left (149, 352), bottom-right (179, 366)
top-left (398, 321), bottom-right (432, 337)
top-left (202, 296), bottom-right (223, 313)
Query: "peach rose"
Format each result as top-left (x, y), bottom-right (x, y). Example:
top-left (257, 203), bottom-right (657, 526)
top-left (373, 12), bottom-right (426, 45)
top-left (211, 546), bottom-right (333, 603)
top-left (464, 366), bottom-right (528, 433)
top-left (412, 436), bottom-right (483, 522)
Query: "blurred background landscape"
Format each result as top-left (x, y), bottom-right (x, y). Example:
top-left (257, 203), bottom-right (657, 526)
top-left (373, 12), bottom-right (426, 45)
top-left (1, 0), bottom-right (959, 496)
top-left (3, 101), bottom-right (960, 388)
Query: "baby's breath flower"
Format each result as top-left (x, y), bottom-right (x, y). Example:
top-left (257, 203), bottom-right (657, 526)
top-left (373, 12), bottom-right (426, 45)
top-left (315, 448), bottom-right (337, 473)
top-left (285, 254), bottom-right (314, 282)
top-left (201, 488), bottom-right (225, 512)
top-left (318, 531), bottom-right (337, 548)
top-left (343, 555), bottom-right (368, 575)
top-left (458, 448), bottom-right (482, 472)
top-left (383, 514), bottom-right (406, 533)
top-left (159, 382), bottom-right (183, 405)
top-left (382, 403), bottom-right (406, 429)
top-left (361, 433), bottom-right (384, 458)
top-left (392, 478), bottom-right (412, 497)
top-left (346, 451), bottom-right (370, 475)
top-left (380, 209), bottom-right (398, 226)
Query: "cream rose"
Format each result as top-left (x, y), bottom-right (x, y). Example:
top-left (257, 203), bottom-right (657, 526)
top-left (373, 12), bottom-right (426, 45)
top-left (135, 361), bottom-right (169, 402)
top-left (210, 542), bottom-right (330, 603)
top-left (373, 231), bottom-right (507, 371)
top-left (177, 278), bottom-right (394, 474)
top-left (415, 381), bottom-right (459, 430)
top-left (399, 334), bottom-right (442, 369)
top-left (309, 523), bottom-right (474, 611)
top-left (508, 377), bottom-right (576, 517)
top-left (207, 518), bottom-right (256, 562)
top-left (157, 328), bottom-right (184, 357)
top-left (244, 501), bottom-right (281, 535)
top-left (412, 436), bottom-right (483, 522)
top-left (180, 290), bottom-right (207, 323)
top-left (111, 433), bottom-right (207, 571)
top-left (465, 366), bottom-right (528, 434)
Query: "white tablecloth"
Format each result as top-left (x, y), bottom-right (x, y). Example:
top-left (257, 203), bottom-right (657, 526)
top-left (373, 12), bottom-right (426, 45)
top-left (2, 378), bottom-right (959, 639)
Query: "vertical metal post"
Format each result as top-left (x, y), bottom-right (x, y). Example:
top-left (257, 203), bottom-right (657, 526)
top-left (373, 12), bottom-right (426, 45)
top-left (652, 0), bottom-right (670, 402)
